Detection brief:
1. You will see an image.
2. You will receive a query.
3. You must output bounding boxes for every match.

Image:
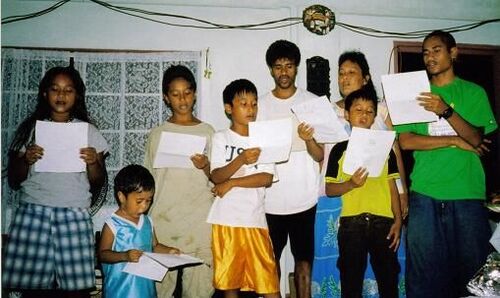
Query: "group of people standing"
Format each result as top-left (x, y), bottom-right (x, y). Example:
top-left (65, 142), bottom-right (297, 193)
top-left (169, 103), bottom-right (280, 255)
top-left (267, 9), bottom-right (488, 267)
top-left (2, 29), bottom-right (497, 298)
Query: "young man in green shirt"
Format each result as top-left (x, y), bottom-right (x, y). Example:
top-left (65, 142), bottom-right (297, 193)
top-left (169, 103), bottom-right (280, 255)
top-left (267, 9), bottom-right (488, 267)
top-left (395, 30), bottom-right (498, 298)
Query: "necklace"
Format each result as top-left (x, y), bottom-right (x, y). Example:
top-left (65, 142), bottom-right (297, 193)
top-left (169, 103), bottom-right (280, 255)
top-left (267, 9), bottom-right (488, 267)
top-left (48, 117), bottom-right (74, 123)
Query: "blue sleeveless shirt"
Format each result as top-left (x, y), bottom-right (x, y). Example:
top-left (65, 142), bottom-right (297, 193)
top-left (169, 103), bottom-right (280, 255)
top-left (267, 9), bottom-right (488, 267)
top-left (102, 213), bottom-right (156, 298)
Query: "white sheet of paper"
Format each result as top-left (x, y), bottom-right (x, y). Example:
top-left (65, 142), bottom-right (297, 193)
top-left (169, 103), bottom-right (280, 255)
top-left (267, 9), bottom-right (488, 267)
top-left (290, 116), bottom-right (307, 152)
top-left (249, 118), bottom-right (292, 164)
top-left (145, 252), bottom-right (204, 268)
top-left (291, 96), bottom-right (349, 143)
top-left (490, 224), bottom-right (500, 252)
top-left (122, 254), bottom-right (169, 282)
top-left (381, 70), bottom-right (438, 125)
top-left (342, 127), bottom-right (396, 177)
top-left (153, 132), bottom-right (206, 168)
top-left (34, 121), bottom-right (88, 173)
top-left (122, 253), bottom-right (204, 281)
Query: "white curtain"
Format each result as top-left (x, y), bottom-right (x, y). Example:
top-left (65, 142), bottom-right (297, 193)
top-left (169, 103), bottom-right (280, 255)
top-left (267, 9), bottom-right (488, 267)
top-left (1, 48), bottom-right (201, 232)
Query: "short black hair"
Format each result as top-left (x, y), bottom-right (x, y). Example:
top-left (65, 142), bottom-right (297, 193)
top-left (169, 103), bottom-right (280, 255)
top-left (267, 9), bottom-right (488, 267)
top-left (423, 30), bottom-right (456, 52)
top-left (338, 51), bottom-right (370, 79)
top-left (162, 64), bottom-right (197, 95)
top-left (222, 79), bottom-right (258, 106)
top-left (265, 40), bottom-right (301, 67)
top-left (344, 86), bottom-right (378, 115)
top-left (114, 164), bottom-right (155, 205)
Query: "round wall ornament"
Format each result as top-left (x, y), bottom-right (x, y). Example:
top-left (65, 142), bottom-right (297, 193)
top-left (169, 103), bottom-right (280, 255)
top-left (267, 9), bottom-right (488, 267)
top-left (302, 5), bottom-right (335, 35)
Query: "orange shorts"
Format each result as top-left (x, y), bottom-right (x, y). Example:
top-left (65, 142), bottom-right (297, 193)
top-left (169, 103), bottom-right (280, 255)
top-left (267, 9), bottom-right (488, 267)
top-left (211, 225), bottom-right (280, 294)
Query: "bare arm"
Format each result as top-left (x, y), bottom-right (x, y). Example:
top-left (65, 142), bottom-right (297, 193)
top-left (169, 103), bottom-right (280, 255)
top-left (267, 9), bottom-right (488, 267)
top-left (398, 132), bottom-right (478, 154)
top-left (210, 148), bottom-right (260, 184)
top-left (389, 179), bottom-right (402, 224)
top-left (212, 172), bottom-right (273, 198)
top-left (385, 116), bottom-right (409, 219)
top-left (99, 224), bottom-right (143, 263)
top-left (191, 154), bottom-right (211, 178)
top-left (81, 148), bottom-right (106, 190)
top-left (8, 151), bottom-right (31, 190)
top-left (447, 112), bottom-right (482, 146)
top-left (298, 122), bottom-right (324, 162)
top-left (305, 139), bottom-right (324, 162)
top-left (8, 144), bottom-right (45, 189)
top-left (387, 179), bottom-right (402, 251)
top-left (418, 92), bottom-right (482, 146)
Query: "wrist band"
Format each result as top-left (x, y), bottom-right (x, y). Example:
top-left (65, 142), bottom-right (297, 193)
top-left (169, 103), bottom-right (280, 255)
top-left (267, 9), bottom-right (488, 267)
top-left (439, 106), bottom-right (453, 119)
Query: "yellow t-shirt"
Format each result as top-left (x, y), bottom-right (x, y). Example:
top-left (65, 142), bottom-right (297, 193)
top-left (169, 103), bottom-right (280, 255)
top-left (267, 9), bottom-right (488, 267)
top-left (325, 141), bottom-right (399, 218)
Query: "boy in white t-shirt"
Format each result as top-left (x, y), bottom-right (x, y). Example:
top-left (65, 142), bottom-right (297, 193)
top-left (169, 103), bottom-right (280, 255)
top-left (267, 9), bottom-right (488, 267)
top-left (207, 79), bottom-right (280, 297)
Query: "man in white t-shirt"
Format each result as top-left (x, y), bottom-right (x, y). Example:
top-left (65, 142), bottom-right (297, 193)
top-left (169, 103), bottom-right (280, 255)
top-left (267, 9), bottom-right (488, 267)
top-left (257, 40), bottom-right (323, 298)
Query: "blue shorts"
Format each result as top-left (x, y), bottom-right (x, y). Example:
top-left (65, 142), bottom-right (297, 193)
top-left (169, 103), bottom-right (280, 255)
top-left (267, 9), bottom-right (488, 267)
top-left (2, 203), bottom-right (95, 291)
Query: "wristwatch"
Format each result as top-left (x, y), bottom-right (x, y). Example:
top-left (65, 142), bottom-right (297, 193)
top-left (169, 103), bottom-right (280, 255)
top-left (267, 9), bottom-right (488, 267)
top-left (439, 106), bottom-right (454, 119)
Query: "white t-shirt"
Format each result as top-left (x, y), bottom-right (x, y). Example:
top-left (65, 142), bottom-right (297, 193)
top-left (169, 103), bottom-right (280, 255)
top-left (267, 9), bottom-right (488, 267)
top-left (207, 129), bottom-right (274, 229)
top-left (257, 88), bottom-right (320, 215)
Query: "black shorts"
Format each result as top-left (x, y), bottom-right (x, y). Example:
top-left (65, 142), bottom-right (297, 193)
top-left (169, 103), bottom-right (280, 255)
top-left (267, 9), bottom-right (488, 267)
top-left (266, 205), bottom-right (316, 263)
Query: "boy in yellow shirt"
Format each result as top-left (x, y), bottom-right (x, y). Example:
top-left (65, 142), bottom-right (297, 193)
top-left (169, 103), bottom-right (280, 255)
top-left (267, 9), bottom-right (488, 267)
top-left (325, 87), bottom-right (402, 298)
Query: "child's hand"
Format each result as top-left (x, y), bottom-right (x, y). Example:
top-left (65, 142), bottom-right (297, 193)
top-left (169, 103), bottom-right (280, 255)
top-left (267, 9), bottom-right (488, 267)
top-left (126, 249), bottom-right (143, 262)
top-left (80, 147), bottom-right (98, 165)
top-left (239, 148), bottom-right (260, 165)
top-left (211, 181), bottom-right (233, 198)
top-left (349, 167), bottom-right (368, 188)
top-left (298, 122), bottom-right (315, 141)
top-left (191, 154), bottom-right (209, 170)
top-left (387, 221), bottom-right (402, 252)
top-left (24, 144), bottom-right (44, 165)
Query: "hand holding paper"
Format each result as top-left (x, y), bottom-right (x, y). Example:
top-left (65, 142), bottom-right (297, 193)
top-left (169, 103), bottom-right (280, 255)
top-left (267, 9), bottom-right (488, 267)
top-left (35, 120), bottom-right (88, 172)
top-left (23, 143), bottom-right (44, 166)
top-left (381, 70), bottom-right (438, 125)
top-left (239, 148), bottom-right (261, 165)
top-left (416, 91), bottom-right (450, 116)
top-left (122, 252), bottom-right (204, 281)
top-left (191, 153), bottom-right (210, 170)
top-left (342, 127), bottom-right (396, 177)
top-left (291, 96), bottom-right (349, 143)
top-left (249, 118), bottom-right (292, 164)
top-left (297, 122), bottom-right (315, 141)
top-left (349, 167), bottom-right (369, 188)
top-left (153, 132), bottom-right (207, 169)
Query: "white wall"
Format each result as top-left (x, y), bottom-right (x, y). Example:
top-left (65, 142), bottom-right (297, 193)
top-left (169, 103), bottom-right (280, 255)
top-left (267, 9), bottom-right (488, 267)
top-left (2, 0), bottom-right (499, 294)
top-left (3, 1), bottom-right (499, 130)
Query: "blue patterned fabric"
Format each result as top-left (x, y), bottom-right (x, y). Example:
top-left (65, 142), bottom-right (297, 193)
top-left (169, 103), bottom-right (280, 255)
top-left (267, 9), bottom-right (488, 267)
top-left (102, 214), bottom-right (156, 298)
top-left (2, 203), bottom-right (95, 290)
top-left (311, 196), bottom-right (407, 297)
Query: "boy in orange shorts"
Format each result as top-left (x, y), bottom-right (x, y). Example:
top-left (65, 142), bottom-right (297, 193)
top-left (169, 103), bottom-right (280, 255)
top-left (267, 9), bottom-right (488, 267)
top-left (207, 79), bottom-right (280, 297)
